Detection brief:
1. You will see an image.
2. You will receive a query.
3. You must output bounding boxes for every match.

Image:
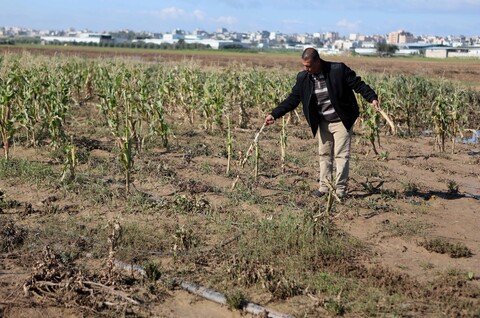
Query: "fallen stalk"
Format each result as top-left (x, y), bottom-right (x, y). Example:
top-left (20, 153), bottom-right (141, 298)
top-left (232, 123), bottom-right (266, 189)
top-left (378, 109), bottom-right (396, 135)
top-left (240, 123), bottom-right (266, 168)
top-left (83, 280), bottom-right (141, 305)
top-left (24, 279), bottom-right (140, 306)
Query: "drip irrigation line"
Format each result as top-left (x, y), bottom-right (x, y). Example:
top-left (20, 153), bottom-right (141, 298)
top-left (114, 260), bottom-right (295, 318)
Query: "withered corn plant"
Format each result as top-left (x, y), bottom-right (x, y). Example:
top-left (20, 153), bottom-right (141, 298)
top-left (95, 64), bottom-right (138, 194)
top-left (2, 52), bottom-right (480, 190)
top-left (226, 112), bottom-right (232, 175)
top-left (0, 75), bottom-right (16, 160)
top-left (280, 117), bottom-right (287, 173)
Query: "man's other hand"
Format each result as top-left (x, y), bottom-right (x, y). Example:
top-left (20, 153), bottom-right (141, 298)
top-left (265, 114), bottom-right (275, 126)
top-left (372, 99), bottom-right (381, 111)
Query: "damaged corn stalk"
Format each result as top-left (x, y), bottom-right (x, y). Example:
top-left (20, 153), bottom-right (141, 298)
top-left (232, 123), bottom-right (266, 189)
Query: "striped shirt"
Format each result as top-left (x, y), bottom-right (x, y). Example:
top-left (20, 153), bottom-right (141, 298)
top-left (311, 74), bottom-right (340, 122)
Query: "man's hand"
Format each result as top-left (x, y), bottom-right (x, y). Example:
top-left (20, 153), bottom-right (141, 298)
top-left (372, 99), bottom-right (381, 111)
top-left (265, 114), bottom-right (275, 126)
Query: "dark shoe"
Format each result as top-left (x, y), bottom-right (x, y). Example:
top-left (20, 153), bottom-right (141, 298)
top-left (312, 190), bottom-right (327, 198)
top-left (336, 191), bottom-right (346, 198)
top-left (336, 191), bottom-right (348, 201)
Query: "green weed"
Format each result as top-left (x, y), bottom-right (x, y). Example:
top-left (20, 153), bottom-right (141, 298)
top-left (143, 260), bottom-right (162, 282)
top-left (225, 213), bottom-right (363, 300)
top-left (0, 220), bottom-right (28, 252)
top-left (420, 238), bottom-right (472, 258)
top-left (402, 181), bottom-right (419, 196)
top-left (199, 160), bottom-right (213, 174)
top-left (378, 150), bottom-right (390, 161)
top-left (173, 224), bottom-right (199, 251)
top-left (382, 219), bottom-right (431, 237)
top-left (0, 158), bottom-right (56, 184)
top-left (226, 290), bottom-right (247, 310)
top-left (446, 179), bottom-right (459, 194)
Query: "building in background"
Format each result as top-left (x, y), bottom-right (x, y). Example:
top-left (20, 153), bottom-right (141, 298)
top-left (41, 33), bottom-right (114, 44)
top-left (388, 30), bottom-right (415, 44)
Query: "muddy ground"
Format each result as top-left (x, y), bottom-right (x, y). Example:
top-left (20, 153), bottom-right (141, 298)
top-left (1, 47), bottom-right (479, 317)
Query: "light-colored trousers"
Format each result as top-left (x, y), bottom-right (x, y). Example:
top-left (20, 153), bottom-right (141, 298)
top-left (317, 120), bottom-right (352, 194)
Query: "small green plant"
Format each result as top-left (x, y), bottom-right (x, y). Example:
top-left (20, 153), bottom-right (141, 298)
top-left (378, 150), bottom-right (389, 161)
top-left (402, 181), bottom-right (419, 195)
top-left (60, 250), bottom-right (77, 263)
top-left (446, 179), bottom-right (459, 195)
top-left (0, 158), bottom-right (56, 183)
top-left (360, 178), bottom-right (385, 195)
top-left (171, 194), bottom-right (211, 214)
top-left (226, 290), bottom-right (247, 310)
top-left (162, 276), bottom-right (178, 290)
top-left (352, 160), bottom-right (382, 178)
top-left (383, 219), bottom-right (431, 237)
top-left (173, 225), bottom-right (199, 251)
top-left (0, 220), bottom-right (28, 252)
top-left (61, 138), bottom-right (77, 182)
top-left (200, 160), bottom-right (212, 174)
top-left (419, 262), bottom-right (435, 270)
top-left (467, 272), bottom-right (475, 281)
top-left (324, 299), bottom-right (346, 316)
top-left (143, 260), bottom-right (162, 282)
top-left (420, 238), bottom-right (472, 258)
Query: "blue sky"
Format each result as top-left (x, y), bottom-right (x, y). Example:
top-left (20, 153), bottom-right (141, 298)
top-left (2, 0), bottom-right (479, 37)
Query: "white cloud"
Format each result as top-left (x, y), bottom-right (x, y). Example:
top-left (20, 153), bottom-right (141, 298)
top-left (336, 19), bottom-right (361, 31)
top-left (215, 16), bottom-right (238, 25)
top-left (281, 19), bottom-right (304, 25)
top-left (215, 0), bottom-right (262, 9)
top-left (365, 0), bottom-right (480, 11)
top-left (193, 10), bottom-right (205, 20)
top-left (156, 7), bottom-right (186, 19)
top-left (296, 0), bottom-right (479, 13)
top-left (147, 7), bottom-right (206, 21)
top-left (279, 19), bottom-right (311, 32)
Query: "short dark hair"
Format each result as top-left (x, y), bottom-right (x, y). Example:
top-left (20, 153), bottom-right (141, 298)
top-left (302, 47), bottom-right (320, 61)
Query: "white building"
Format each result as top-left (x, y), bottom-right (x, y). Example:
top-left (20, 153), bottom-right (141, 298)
top-left (334, 39), bottom-right (357, 50)
top-left (349, 33), bottom-right (361, 41)
top-left (135, 38), bottom-right (250, 49)
top-left (354, 48), bottom-right (377, 55)
top-left (41, 33), bottom-right (113, 44)
top-left (425, 47), bottom-right (480, 58)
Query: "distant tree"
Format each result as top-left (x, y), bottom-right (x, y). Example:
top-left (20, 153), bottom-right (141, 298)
top-left (376, 43), bottom-right (398, 56)
top-left (175, 39), bottom-right (186, 49)
top-left (0, 38), bottom-right (14, 45)
top-left (222, 44), bottom-right (245, 50)
top-left (286, 39), bottom-right (301, 47)
top-left (313, 38), bottom-right (324, 47)
top-left (110, 30), bottom-right (137, 40)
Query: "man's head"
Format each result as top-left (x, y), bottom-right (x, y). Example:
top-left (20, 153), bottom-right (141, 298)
top-left (302, 48), bottom-right (321, 75)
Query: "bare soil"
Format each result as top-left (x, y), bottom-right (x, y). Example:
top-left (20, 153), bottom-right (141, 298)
top-left (1, 47), bottom-right (479, 317)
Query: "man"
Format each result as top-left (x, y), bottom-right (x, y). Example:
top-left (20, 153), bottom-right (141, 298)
top-left (265, 47), bottom-right (381, 198)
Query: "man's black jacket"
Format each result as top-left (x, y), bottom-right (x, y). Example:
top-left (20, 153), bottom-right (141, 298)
top-left (271, 59), bottom-right (378, 136)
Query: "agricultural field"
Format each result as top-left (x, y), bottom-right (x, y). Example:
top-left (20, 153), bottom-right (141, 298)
top-left (1, 47), bottom-right (479, 317)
